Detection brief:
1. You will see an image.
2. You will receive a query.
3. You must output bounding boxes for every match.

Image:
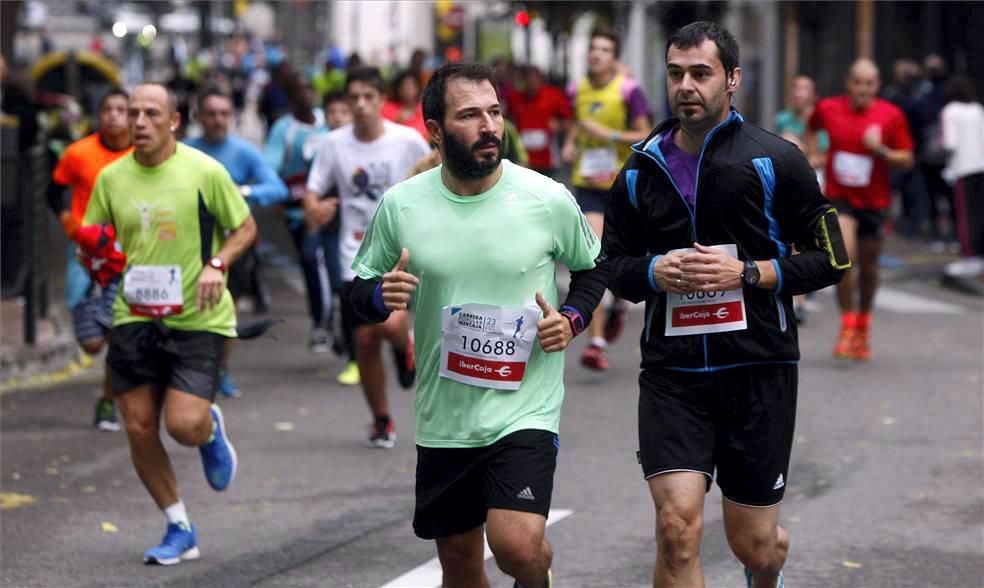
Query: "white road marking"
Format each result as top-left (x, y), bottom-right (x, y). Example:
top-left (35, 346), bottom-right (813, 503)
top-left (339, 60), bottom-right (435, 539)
top-left (379, 509), bottom-right (574, 588)
top-left (816, 286), bottom-right (964, 315)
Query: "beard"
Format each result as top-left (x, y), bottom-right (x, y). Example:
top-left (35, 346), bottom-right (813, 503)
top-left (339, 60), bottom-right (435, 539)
top-left (442, 128), bottom-right (502, 180)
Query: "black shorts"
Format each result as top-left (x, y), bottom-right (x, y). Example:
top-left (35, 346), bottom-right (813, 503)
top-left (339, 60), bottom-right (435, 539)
top-left (107, 322), bottom-right (225, 400)
top-left (638, 365), bottom-right (797, 507)
top-left (413, 429), bottom-right (559, 539)
top-left (830, 199), bottom-right (887, 240)
top-left (574, 187), bottom-right (609, 215)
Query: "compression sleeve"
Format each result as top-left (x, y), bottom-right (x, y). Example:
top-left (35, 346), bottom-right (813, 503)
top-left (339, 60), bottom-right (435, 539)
top-left (350, 276), bottom-right (391, 323)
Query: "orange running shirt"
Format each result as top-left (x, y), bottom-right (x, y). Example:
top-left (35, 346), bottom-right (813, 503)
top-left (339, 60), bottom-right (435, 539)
top-left (51, 133), bottom-right (133, 223)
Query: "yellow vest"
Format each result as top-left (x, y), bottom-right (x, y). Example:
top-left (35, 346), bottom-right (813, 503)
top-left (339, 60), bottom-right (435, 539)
top-left (572, 74), bottom-right (633, 189)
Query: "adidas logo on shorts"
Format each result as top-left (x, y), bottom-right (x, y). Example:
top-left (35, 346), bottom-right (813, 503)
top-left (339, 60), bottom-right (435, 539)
top-left (773, 474), bottom-right (785, 490)
top-left (516, 486), bottom-right (536, 501)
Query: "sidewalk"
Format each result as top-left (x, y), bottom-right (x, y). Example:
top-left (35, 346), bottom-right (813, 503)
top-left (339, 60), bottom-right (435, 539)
top-left (0, 297), bottom-right (86, 391)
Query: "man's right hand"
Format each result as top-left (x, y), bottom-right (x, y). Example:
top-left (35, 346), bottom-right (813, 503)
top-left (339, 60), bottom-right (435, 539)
top-left (381, 248), bottom-right (418, 311)
top-left (561, 142), bottom-right (577, 166)
top-left (304, 197), bottom-right (338, 230)
top-left (653, 250), bottom-right (695, 295)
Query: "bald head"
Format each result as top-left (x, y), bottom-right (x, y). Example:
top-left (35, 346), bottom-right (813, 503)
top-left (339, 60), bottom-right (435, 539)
top-left (132, 83), bottom-right (179, 115)
top-left (129, 83), bottom-right (181, 164)
top-left (846, 58), bottom-right (880, 110)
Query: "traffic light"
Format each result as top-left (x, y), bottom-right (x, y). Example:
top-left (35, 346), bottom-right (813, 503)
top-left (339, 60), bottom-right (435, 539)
top-left (514, 10), bottom-right (530, 27)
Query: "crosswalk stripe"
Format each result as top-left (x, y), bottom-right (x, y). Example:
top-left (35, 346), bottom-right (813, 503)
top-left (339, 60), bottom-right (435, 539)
top-left (379, 509), bottom-right (574, 588)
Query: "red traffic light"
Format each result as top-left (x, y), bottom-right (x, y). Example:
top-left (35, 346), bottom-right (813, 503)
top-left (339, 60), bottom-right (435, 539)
top-left (514, 10), bottom-right (530, 27)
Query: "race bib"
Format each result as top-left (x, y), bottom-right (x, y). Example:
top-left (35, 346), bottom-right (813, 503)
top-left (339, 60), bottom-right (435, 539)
top-left (521, 129), bottom-right (548, 151)
top-left (440, 303), bottom-right (541, 390)
top-left (832, 151), bottom-right (874, 188)
top-left (664, 244), bottom-right (747, 336)
top-left (579, 148), bottom-right (618, 181)
top-left (123, 265), bottom-right (183, 318)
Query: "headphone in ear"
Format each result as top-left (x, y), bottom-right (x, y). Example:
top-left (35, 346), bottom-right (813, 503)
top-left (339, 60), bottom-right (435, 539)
top-left (730, 79), bottom-right (736, 87)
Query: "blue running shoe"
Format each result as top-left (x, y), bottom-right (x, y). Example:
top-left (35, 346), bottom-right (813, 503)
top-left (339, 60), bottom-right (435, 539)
top-left (143, 523), bottom-right (199, 565)
top-left (745, 568), bottom-right (784, 588)
top-left (218, 370), bottom-right (241, 398)
top-left (200, 403), bottom-right (237, 491)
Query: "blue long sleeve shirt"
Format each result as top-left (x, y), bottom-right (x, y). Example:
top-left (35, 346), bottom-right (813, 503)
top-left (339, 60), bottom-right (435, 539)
top-left (184, 135), bottom-right (289, 207)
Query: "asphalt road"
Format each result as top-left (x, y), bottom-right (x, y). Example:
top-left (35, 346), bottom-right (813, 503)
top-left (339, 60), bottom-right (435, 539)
top-left (2, 255), bottom-right (982, 588)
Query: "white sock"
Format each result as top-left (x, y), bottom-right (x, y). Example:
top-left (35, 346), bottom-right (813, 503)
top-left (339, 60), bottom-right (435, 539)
top-left (163, 501), bottom-right (190, 528)
top-left (591, 336), bottom-right (607, 349)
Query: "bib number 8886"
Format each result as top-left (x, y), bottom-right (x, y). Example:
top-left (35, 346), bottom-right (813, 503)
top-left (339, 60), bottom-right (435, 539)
top-left (460, 336), bottom-right (516, 356)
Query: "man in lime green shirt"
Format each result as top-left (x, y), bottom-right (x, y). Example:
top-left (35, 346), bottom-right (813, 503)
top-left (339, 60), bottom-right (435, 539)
top-left (85, 83), bottom-right (257, 566)
top-left (351, 63), bottom-right (607, 588)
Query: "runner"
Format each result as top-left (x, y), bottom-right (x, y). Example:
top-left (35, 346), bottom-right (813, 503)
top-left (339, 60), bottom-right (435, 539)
top-left (264, 73), bottom-right (333, 353)
top-left (84, 83), bottom-right (253, 565)
top-left (186, 87), bottom-right (288, 397)
top-left (350, 62), bottom-right (607, 588)
top-left (561, 26), bottom-right (652, 370)
top-left (808, 58), bottom-right (914, 361)
top-left (304, 66), bottom-right (430, 447)
top-left (320, 90), bottom-right (360, 383)
top-left (504, 65), bottom-right (572, 176)
top-left (603, 22), bottom-right (848, 588)
top-left (47, 87), bottom-right (132, 431)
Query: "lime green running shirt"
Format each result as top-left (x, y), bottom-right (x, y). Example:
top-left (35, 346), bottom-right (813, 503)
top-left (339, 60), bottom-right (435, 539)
top-left (85, 144), bottom-right (250, 336)
top-left (353, 160), bottom-right (600, 448)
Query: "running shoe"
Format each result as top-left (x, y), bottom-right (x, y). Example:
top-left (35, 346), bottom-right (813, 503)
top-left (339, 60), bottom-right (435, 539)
top-left (200, 404), bottom-right (237, 491)
top-left (512, 569), bottom-right (552, 588)
top-left (309, 327), bottom-right (331, 354)
top-left (392, 333), bottom-right (416, 389)
top-left (337, 361), bottom-right (360, 386)
top-left (604, 300), bottom-right (629, 343)
top-left (744, 568), bottom-right (784, 588)
top-left (580, 344), bottom-right (609, 370)
top-left (368, 417), bottom-right (396, 449)
top-left (143, 523), bottom-right (199, 565)
top-left (217, 370), bottom-right (241, 399)
top-left (93, 398), bottom-right (121, 432)
top-left (851, 328), bottom-right (871, 362)
top-left (832, 327), bottom-right (856, 359)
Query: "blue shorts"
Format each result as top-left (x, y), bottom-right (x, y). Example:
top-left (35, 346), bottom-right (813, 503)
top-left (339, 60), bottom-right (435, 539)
top-left (73, 278), bottom-right (118, 345)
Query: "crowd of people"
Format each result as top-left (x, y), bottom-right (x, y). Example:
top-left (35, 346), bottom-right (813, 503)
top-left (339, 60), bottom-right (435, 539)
top-left (11, 16), bottom-right (981, 588)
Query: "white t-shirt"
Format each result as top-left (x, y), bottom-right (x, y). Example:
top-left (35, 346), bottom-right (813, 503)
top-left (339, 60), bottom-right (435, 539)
top-left (941, 101), bottom-right (984, 179)
top-left (306, 120), bottom-right (431, 280)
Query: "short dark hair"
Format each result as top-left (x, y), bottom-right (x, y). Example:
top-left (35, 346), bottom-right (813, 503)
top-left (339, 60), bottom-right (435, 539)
top-left (98, 87), bottom-right (128, 110)
top-left (421, 62), bottom-right (499, 124)
top-left (389, 69), bottom-right (421, 101)
top-left (590, 26), bottom-right (621, 58)
top-left (344, 66), bottom-right (385, 95)
top-left (323, 90), bottom-right (347, 107)
top-left (196, 86), bottom-right (232, 110)
top-left (665, 21), bottom-right (740, 75)
top-left (945, 74), bottom-right (978, 103)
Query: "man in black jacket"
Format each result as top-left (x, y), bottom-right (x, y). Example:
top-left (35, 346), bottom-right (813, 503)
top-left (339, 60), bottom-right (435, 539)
top-left (603, 22), bottom-right (849, 588)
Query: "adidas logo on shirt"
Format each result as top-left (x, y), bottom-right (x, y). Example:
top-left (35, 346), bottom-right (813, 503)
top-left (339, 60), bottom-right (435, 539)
top-left (516, 486), bottom-right (536, 501)
top-left (773, 474), bottom-right (785, 490)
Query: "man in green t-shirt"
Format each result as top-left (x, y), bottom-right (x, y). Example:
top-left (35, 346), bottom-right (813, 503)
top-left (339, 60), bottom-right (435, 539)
top-left (351, 63), bottom-right (607, 588)
top-left (84, 83), bottom-right (257, 566)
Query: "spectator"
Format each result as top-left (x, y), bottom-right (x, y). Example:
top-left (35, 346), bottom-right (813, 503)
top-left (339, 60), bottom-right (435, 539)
top-left (775, 74), bottom-right (827, 170)
top-left (941, 74), bottom-right (984, 275)
top-left (883, 58), bottom-right (928, 239)
top-left (381, 70), bottom-right (428, 140)
top-left (913, 55), bottom-right (954, 245)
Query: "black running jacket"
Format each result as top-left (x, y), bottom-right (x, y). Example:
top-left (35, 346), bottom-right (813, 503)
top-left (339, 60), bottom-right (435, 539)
top-left (603, 109), bottom-right (849, 372)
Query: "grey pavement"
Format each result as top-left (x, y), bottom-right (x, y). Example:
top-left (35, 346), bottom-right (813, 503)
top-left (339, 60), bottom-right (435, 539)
top-left (2, 259), bottom-right (982, 588)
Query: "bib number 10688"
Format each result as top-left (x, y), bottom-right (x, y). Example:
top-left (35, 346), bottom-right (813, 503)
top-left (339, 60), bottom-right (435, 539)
top-left (460, 336), bottom-right (516, 356)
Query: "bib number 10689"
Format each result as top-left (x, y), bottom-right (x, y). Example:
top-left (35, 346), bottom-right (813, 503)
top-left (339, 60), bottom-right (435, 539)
top-left (678, 291), bottom-right (727, 300)
top-left (460, 336), bottom-right (517, 357)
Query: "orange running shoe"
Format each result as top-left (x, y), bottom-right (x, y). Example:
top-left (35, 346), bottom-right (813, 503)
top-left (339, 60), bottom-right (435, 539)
top-left (833, 327), bottom-right (856, 359)
top-left (851, 328), bottom-right (871, 361)
top-left (580, 344), bottom-right (610, 370)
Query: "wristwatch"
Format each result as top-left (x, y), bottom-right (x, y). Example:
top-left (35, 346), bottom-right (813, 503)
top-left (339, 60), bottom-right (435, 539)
top-left (741, 260), bottom-right (760, 286)
top-left (207, 256), bottom-right (227, 274)
top-left (876, 145), bottom-right (890, 159)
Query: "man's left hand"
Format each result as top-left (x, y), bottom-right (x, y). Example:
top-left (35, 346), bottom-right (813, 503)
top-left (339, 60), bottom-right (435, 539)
top-left (197, 265), bottom-right (225, 311)
top-left (679, 243), bottom-right (744, 292)
top-left (535, 292), bottom-right (572, 352)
